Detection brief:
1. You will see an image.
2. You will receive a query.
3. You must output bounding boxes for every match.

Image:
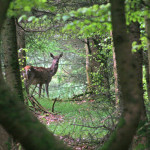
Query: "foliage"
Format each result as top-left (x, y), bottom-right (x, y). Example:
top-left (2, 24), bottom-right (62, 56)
top-left (8, 0), bottom-right (48, 16)
top-left (56, 4), bottom-right (111, 37)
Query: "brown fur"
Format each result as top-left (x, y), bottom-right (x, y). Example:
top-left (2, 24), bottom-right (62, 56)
top-left (23, 53), bottom-right (63, 97)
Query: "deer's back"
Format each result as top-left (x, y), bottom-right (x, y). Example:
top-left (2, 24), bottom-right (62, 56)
top-left (24, 66), bottom-right (52, 84)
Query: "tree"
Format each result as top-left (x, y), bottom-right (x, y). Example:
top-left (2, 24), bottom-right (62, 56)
top-left (145, 1), bottom-right (150, 101)
top-left (1, 17), bottom-right (24, 101)
top-left (129, 20), bottom-right (148, 149)
top-left (100, 0), bottom-right (142, 149)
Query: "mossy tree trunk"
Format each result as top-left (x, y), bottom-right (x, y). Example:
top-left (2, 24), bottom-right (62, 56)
top-left (100, 0), bottom-right (142, 149)
top-left (1, 17), bottom-right (24, 101)
top-left (85, 36), bottom-right (111, 99)
top-left (16, 20), bottom-right (26, 71)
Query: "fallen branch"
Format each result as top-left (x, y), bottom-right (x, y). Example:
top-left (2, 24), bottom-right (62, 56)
top-left (70, 124), bottom-right (113, 131)
top-left (28, 96), bottom-right (49, 113)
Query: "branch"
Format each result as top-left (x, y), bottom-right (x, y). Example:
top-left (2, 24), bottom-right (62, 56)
top-left (71, 124), bottom-right (113, 131)
top-left (16, 20), bottom-right (63, 32)
top-left (31, 8), bottom-right (56, 17)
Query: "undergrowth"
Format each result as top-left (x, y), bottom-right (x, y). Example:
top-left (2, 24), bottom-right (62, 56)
top-left (36, 98), bottom-right (112, 142)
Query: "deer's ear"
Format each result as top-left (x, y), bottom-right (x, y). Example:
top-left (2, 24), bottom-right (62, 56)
top-left (50, 53), bottom-right (54, 58)
top-left (59, 53), bottom-right (63, 57)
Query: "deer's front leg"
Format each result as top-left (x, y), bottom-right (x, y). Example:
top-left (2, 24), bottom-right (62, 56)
top-left (39, 84), bottom-right (42, 98)
top-left (25, 74), bottom-right (35, 96)
top-left (25, 79), bottom-right (32, 96)
top-left (45, 83), bottom-right (49, 98)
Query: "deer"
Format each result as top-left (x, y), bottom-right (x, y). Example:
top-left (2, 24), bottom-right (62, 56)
top-left (23, 53), bottom-right (63, 98)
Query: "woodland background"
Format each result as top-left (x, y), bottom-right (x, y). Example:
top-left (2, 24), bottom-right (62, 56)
top-left (0, 0), bottom-right (150, 150)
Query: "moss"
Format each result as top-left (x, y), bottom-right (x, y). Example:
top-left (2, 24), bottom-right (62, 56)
top-left (99, 131), bottom-right (117, 150)
top-left (99, 117), bottom-right (126, 150)
top-left (117, 117), bottom-right (126, 128)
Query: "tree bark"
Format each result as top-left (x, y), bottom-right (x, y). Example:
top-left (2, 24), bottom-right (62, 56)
top-left (100, 0), bottom-right (142, 149)
top-left (1, 17), bottom-right (24, 101)
top-left (145, 16), bottom-right (150, 100)
top-left (0, 0), bottom-right (12, 31)
top-left (129, 21), bottom-right (148, 149)
top-left (0, 125), bottom-right (9, 150)
top-left (112, 45), bottom-right (119, 106)
top-left (85, 38), bottom-right (92, 92)
top-left (16, 20), bottom-right (26, 70)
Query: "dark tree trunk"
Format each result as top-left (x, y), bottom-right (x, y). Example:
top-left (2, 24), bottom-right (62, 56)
top-left (0, 0), bottom-right (12, 31)
top-left (0, 125), bottom-right (9, 150)
top-left (145, 16), bottom-right (150, 100)
top-left (100, 0), bottom-right (142, 149)
top-left (128, 21), bottom-right (148, 149)
top-left (1, 17), bottom-right (24, 101)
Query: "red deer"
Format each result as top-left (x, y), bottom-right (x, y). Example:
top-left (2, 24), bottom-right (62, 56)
top-left (23, 53), bottom-right (63, 97)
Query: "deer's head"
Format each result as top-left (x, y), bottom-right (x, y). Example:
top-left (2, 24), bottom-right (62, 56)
top-left (50, 53), bottom-right (63, 64)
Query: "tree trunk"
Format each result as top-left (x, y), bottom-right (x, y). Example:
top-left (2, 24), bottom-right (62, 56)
top-left (16, 20), bottom-right (26, 70)
top-left (85, 36), bottom-right (112, 99)
top-left (145, 17), bottom-right (150, 100)
top-left (110, 31), bottom-right (121, 109)
top-left (112, 46), bottom-right (119, 105)
top-left (85, 38), bottom-right (92, 92)
top-left (0, 0), bottom-right (12, 31)
top-left (92, 35), bottom-right (111, 99)
top-left (0, 125), bottom-right (10, 150)
top-left (1, 17), bottom-right (24, 101)
top-left (129, 21), bottom-right (148, 149)
top-left (100, 0), bottom-right (142, 149)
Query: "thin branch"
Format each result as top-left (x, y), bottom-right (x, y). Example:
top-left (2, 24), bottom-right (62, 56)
top-left (16, 21), bottom-right (63, 32)
top-left (71, 124), bottom-right (113, 131)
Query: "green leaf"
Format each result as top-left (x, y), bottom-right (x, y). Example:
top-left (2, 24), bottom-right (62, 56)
top-left (28, 16), bottom-right (35, 22)
top-left (62, 15), bottom-right (70, 21)
top-left (24, 6), bottom-right (31, 11)
top-left (18, 15), bottom-right (27, 22)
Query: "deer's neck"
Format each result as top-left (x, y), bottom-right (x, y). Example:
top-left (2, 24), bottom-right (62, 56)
top-left (49, 62), bottom-right (59, 76)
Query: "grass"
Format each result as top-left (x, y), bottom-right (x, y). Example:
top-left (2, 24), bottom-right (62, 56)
top-left (36, 97), bottom-right (110, 142)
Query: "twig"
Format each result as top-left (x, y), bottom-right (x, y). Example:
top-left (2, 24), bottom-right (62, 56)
top-left (100, 110), bottom-right (120, 124)
top-left (52, 98), bottom-right (57, 113)
top-left (71, 124), bottom-right (113, 131)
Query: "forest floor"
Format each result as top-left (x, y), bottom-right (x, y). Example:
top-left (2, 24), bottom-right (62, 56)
top-left (29, 97), bottom-right (114, 150)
